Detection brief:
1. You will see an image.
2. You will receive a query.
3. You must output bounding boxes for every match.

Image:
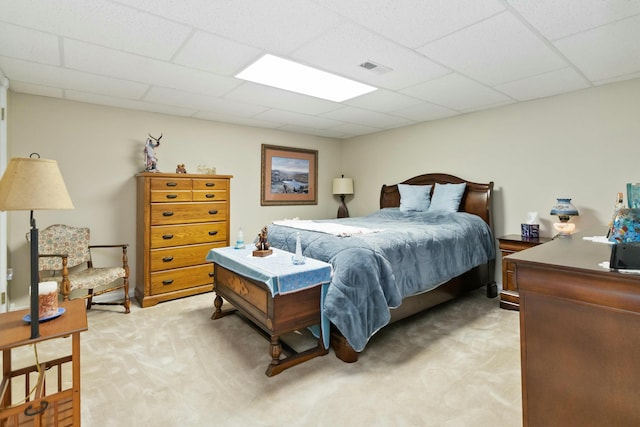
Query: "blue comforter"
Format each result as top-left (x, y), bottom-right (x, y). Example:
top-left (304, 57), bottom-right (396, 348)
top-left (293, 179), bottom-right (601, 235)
top-left (267, 208), bottom-right (495, 352)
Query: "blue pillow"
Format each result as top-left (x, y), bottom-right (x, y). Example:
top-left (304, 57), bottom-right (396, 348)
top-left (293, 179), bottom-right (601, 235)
top-left (428, 182), bottom-right (466, 212)
top-left (398, 184), bottom-right (432, 212)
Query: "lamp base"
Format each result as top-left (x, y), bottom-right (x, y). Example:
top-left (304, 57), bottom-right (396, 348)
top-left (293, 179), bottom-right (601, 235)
top-left (337, 195), bottom-right (349, 219)
top-left (553, 222), bottom-right (575, 238)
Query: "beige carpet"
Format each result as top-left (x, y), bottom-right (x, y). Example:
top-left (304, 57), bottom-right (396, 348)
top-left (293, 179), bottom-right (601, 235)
top-left (7, 289), bottom-right (522, 426)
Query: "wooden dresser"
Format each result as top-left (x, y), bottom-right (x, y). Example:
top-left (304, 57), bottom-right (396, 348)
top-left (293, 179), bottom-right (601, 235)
top-left (136, 172), bottom-right (232, 307)
top-left (508, 230), bottom-right (640, 426)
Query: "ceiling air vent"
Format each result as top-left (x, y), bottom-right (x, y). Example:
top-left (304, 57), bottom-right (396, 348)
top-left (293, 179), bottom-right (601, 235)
top-left (359, 60), bottom-right (392, 75)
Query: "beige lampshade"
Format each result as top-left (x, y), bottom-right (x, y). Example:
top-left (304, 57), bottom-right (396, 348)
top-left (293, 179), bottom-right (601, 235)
top-left (332, 177), bottom-right (354, 195)
top-left (0, 157), bottom-right (74, 211)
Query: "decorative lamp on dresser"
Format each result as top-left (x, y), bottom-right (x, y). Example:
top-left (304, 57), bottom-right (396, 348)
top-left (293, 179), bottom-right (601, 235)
top-left (497, 234), bottom-right (551, 310)
top-left (136, 172), bottom-right (232, 307)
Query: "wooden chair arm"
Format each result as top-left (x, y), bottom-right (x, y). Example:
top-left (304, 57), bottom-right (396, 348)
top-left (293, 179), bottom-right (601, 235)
top-left (87, 244), bottom-right (129, 271)
top-left (89, 244), bottom-right (129, 249)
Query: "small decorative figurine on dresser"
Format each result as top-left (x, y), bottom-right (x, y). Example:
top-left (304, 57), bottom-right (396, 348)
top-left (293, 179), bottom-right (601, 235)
top-left (253, 226), bottom-right (273, 257)
top-left (143, 133), bottom-right (162, 172)
top-left (176, 163), bottom-right (187, 174)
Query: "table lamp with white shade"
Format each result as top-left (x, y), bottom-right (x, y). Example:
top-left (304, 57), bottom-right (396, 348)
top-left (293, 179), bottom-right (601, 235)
top-left (332, 175), bottom-right (354, 219)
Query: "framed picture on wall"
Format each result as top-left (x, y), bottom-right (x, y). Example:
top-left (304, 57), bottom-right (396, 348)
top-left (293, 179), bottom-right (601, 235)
top-left (261, 144), bottom-right (318, 206)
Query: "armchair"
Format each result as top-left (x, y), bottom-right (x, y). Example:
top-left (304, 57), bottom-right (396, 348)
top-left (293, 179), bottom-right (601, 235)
top-left (38, 224), bottom-right (130, 313)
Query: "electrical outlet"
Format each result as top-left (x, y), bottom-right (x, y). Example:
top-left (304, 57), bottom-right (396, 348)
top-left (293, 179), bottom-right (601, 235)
top-left (7, 268), bottom-right (13, 280)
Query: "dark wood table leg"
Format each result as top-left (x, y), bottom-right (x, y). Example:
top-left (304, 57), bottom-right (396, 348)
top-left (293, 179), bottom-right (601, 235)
top-left (211, 293), bottom-right (236, 320)
top-left (265, 332), bottom-right (329, 377)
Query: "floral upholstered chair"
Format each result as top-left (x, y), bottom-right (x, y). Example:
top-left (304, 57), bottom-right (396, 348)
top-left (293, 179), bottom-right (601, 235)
top-left (38, 224), bottom-right (130, 313)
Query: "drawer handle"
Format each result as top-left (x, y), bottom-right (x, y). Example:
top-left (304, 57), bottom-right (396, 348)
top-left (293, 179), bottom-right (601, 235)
top-left (162, 279), bottom-right (174, 285)
top-left (206, 182), bottom-right (215, 187)
top-left (208, 231), bottom-right (218, 236)
top-left (209, 272), bottom-right (214, 278)
top-left (162, 211), bottom-right (174, 217)
top-left (166, 182), bottom-right (177, 187)
top-left (205, 194), bottom-right (215, 198)
top-left (166, 194), bottom-right (178, 199)
top-left (24, 401), bottom-right (48, 416)
top-left (162, 256), bottom-right (174, 262)
top-left (209, 210), bottom-right (218, 215)
top-left (162, 234), bottom-right (174, 239)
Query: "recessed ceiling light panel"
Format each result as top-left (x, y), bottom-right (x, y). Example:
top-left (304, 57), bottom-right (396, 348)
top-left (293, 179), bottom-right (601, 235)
top-left (236, 54), bottom-right (377, 102)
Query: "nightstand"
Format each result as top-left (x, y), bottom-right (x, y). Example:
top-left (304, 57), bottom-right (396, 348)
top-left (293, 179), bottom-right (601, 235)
top-left (498, 234), bottom-right (551, 310)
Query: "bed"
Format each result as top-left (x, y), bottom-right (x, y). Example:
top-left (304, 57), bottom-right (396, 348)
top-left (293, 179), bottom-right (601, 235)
top-left (267, 173), bottom-right (497, 362)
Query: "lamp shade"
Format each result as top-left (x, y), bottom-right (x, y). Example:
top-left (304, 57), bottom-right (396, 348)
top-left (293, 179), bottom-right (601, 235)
top-left (0, 157), bottom-right (74, 211)
top-left (332, 177), bottom-right (354, 195)
top-left (549, 198), bottom-right (579, 219)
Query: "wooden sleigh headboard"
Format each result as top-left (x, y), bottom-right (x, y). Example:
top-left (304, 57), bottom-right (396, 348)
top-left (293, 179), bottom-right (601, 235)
top-left (379, 173), bottom-right (494, 229)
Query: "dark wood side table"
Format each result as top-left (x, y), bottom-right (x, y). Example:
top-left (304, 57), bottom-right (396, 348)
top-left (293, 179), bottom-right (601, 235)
top-left (498, 234), bottom-right (551, 310)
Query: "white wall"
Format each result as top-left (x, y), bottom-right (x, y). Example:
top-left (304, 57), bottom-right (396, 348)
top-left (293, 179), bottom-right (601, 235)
top-left (6, 93), bottom-right (342, 308)
top-left (342, 77), bottom-right (640, 241)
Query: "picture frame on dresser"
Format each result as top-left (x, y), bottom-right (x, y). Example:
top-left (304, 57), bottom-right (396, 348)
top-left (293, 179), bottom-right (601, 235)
top-left (260, 144), bottom-right (317, 206)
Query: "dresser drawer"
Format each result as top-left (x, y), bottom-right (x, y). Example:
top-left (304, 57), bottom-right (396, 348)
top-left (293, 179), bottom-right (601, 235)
top-left (150, 202), bottom-right (227, 225)
top-left (192, 190), bottom-right (227, 202)
top-left (193, 178), bottom-right (228, 191)
top-left (150, 190), bottom-right (192, 203)
top-left (150, 264), bottom-right (213, 295)
top-left (150, 223), bottom-right (227, 248)
top-left (150, 178), bottom-right (191, 191)
top-left (150, 242), bottom-right (225, 271)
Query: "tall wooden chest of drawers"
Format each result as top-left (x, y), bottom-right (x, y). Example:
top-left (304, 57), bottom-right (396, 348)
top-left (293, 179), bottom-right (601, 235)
top-left (136, 172), bottom-right (232, 307)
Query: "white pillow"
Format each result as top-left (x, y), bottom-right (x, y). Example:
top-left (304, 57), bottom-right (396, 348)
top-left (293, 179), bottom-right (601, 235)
top-left (428, 182), bottom-right (466, 212)
top-left (398, 184), bottom-right (432, 212)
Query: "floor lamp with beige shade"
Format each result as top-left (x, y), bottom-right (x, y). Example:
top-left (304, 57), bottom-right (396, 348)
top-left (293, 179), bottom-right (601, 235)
top-left (0, 154), bottom-right (74, 338)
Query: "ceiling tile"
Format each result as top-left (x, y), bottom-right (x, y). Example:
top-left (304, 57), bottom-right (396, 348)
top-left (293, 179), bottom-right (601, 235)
top-left (0, 0), bottom-right (191, 60)
top-left (254, 109), bottom-right (346, 130)
top-left (173, 30), bottom-right (263, 75)
top-left (278, 125), bottom-right (346, 139)
top-left (0, 57), bottom-right (148, 98)
top-left (401, 73), bottom-right (511, 111)
top-left (65, 90), bottom-right (197, 117)
top-left (7, 80), bottom-right (63, 98)
top-left (118, 0), bottom-right (344, 55)
top-left (328, 122), bottom-right (382, 137)
top-left (344, 89), bottom-right (424, 113)
top-left (192, 111), bottom-right (284, 129)
top-left (224, 82), bottom-right (342, 116)
top-left (418, 12), bottom-right (567, 86)
top-left (64, 39), bottom-right (241, 97)
top-left (291, 22), bottom-right (450, 91)
top-left (321, 106), bottom-right (413, 128)
top-left (316, 0), bottom-right (505, 48)
top-left (144, 87), bottom-right (267, 117)
top-left (507, 0), bottom-right (640, 40)
top-left (0, 23), bottom-right (60, 65)
top-left (553, 15), bottom-right (640, 82)
top-left (391, 102), bottom-right (459, 122)
top-left (495, 68), bottom-right (590, 101)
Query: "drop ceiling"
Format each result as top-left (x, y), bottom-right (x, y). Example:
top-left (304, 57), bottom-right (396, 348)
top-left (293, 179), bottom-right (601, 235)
top-left (1, 0), bottom-right (639, 139)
